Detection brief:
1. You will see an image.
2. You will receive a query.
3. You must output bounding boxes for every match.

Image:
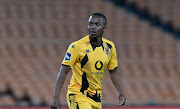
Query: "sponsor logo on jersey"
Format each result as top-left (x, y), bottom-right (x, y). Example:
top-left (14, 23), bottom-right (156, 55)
top-left (65, 52), bottom-right (71, 61)
top-left (95, 61), bottom-right (103, 70)
top-left (91, 72), bottom-right (103, 75)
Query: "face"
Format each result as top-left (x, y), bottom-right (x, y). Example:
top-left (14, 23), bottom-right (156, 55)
top-left (88, 15), bottom-right (106, 38)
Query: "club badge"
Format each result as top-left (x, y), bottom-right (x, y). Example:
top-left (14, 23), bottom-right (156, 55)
top-left (104, 47), bottom-right (111, 55)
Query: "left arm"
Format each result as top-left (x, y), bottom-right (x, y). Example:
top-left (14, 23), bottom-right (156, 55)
top-left (109, 68), bottom-right (126, 106)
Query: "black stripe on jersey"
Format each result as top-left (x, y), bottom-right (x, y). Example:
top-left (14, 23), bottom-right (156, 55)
top-left (86, 91), bottom-right (101, 102)
top-left (109, 67), bottom-right (118, 71)
top-left (68, 94), bottom-right (75, 106)
top-left (69, 96), bottom-right (72, 104)
top-left (102, 44), bottom-right (104, 51)
top-left (62, 64), bottom-right (71, 68)
top-left (77, 103), bottom-right (79, 109)
top-left (81, 54), bottom-right (89, 69)
top-left (80, 72), bottom-right (89, 94)
top-left (106, 42), bottom-right (112, 49)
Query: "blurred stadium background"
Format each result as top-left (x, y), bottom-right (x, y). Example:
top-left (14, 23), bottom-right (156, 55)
top-left (0, 0), bottom-right (179, 108)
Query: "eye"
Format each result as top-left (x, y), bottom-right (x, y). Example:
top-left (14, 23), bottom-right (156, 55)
top-left (96, 23), bottom-right (100, 26)
top-left (89, 23), bottom-right (93, 26)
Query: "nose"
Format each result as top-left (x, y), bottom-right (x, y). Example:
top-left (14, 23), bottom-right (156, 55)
top-left (90, 24), bottom-right (96, 29)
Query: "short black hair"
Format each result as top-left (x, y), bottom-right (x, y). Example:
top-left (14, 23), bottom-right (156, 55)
top-left (90, 13), bottom-right (107, 26)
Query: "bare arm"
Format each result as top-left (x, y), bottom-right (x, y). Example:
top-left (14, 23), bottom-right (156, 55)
top-left (51, 65), bottom-right (71, 109)
top-left (53, 65), bottom-right (70, 98)
top-left (109, 68), bottom-right (126, 106)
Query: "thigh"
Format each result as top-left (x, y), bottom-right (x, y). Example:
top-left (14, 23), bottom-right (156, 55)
top-left (67, 94), bottom-right (93, 109)
top-left (67, 94), bottom-right (101, 109)
top-left (78, 101), bottom-right (92, 109)
top-left (67, 94), bottom-right (78, 109)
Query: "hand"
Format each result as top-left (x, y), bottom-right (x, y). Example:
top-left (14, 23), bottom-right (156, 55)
top-left (118, 93), bottom-right (126, 106)
top-left (51, 97), bottom-right (61, 109)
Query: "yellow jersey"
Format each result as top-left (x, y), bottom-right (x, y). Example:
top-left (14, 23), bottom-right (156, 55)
top-left (62, 35), bottom-right (118, 98)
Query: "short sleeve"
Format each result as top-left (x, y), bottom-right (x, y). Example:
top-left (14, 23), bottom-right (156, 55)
top-left (107, 44), bottom-right (118, 70)
top-left (62, 42), bottom-right (79, 68)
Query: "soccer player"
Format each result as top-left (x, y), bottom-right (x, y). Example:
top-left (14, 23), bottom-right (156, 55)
top-left (51, 13), bottom-right (126, 109)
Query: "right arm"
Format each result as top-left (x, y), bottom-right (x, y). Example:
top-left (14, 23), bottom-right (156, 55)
top-left (51, 42), bottom-right (79, 109)
top-left (51, 65), bottom-right (71, 109)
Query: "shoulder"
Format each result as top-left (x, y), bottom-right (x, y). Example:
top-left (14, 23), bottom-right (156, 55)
top-left (76, 35), bottom-right (89, 44)
top-left (73, 35), bottom-right (89, 46)
top-left (68, 35), bottom-right (89, 49)
top-left (102, 37), bottom-right (116, 48)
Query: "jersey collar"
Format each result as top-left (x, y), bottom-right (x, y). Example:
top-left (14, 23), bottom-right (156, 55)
top-left (85, 35), bottom-right (104, 51)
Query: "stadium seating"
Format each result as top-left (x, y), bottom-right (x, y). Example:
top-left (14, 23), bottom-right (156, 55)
top-left (126, 0), bottom-right (180, 29)
top-left (0, 0), bottom-right (179, 106)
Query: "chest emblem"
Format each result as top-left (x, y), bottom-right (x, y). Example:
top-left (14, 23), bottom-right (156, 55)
top-left (104, 47), bottom-right (111, 55)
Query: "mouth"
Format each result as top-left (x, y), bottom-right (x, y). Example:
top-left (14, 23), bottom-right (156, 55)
top-left (90, 31), bottom-right (96, 35)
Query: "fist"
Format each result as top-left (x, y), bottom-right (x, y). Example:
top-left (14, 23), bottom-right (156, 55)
top-left (118, 94), bottom-right (126, 106)
top-left (51, 98), bottom-right (61, 109)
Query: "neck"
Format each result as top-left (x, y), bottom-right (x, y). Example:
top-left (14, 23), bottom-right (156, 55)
top-left (90, 36), bottom-right (102, 46)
